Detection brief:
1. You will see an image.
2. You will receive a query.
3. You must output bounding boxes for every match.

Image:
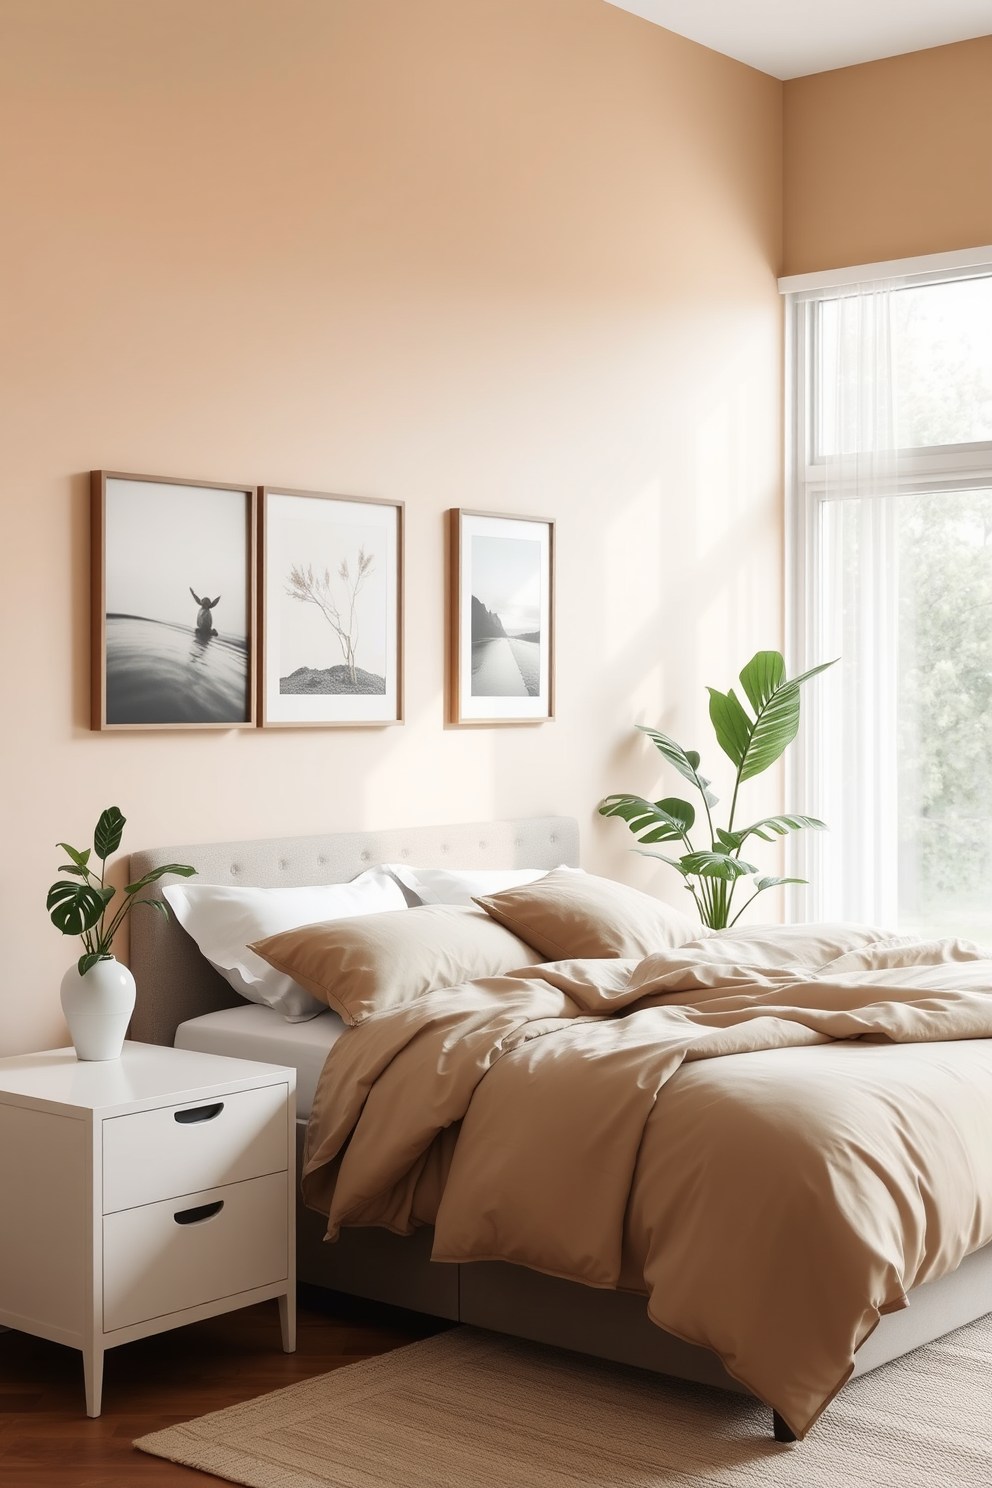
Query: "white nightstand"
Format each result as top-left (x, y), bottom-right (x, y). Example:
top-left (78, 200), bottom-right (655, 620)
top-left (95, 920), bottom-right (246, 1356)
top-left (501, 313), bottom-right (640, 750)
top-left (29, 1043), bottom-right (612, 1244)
top-left (0, 1041), bottom-right (296, 1416)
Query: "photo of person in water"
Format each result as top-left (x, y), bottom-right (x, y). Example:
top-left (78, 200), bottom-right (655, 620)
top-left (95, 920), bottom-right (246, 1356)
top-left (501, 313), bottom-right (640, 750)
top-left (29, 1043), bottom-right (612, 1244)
top-left (92, 472), bottom-right (255, 729)
top-left (189, 588), bottom-right (222, 637)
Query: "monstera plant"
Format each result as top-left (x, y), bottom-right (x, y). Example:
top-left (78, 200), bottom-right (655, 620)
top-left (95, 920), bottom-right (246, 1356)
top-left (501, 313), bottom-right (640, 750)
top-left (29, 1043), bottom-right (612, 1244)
top-left (600, 650), bottom-right (835, 930)
top-left (47, 806), bottom-right (195, 974)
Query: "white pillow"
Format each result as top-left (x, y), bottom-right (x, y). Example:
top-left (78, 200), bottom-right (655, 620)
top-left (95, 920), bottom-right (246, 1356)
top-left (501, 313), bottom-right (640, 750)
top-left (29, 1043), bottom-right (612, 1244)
top-left (383, 863), bottom-right (578, 908)
top-left (163, 868), bottom-right (408, 1022)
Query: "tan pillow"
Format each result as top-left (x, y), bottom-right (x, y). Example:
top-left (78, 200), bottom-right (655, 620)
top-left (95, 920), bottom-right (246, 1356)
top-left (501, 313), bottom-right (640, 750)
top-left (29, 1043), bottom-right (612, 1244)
top-left (474, 869), bottom-right (701, 960)
top-left (249, 904), bottom-right (540, 1025)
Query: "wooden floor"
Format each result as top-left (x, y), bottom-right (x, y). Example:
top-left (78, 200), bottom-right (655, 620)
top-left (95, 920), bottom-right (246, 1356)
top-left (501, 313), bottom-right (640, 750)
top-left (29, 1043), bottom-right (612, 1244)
top-left (0, 1291), bottom-right (450, 1486)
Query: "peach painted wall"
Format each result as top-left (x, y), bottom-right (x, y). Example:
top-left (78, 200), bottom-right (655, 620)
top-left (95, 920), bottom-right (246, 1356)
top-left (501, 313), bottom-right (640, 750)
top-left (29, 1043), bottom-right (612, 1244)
top-left (784, 35), bottom-right (992, 276)
top-left (0, 0), bottom-right (783, 1054)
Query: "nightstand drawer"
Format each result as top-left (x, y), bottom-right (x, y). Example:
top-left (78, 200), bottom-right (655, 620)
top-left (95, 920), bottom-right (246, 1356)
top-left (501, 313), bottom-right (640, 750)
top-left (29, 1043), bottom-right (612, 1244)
top-left (103, 1082), bottom-right (289, 1213)
top-left (103, 1171), bottom-right (289, 1332)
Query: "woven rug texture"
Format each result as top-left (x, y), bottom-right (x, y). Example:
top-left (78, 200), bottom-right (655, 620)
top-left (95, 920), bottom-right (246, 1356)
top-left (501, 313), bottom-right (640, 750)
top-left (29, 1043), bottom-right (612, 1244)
top-left (134, 1318), bottom-right (992, 1486)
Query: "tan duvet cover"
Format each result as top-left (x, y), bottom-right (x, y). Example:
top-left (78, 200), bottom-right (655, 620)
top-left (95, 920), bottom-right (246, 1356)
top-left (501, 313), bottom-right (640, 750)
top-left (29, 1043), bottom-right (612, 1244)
top-left (302, 923), bottom-right (992, 1437)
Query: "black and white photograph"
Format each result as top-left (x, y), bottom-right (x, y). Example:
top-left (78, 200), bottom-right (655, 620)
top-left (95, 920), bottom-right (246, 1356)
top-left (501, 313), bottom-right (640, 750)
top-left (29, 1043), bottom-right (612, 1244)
top-left (260, 487), bottom-right (402, 727)
top-left (91, 472), bottom-right (255, 730)
top-left (449, 509), bottom-right (554, 725)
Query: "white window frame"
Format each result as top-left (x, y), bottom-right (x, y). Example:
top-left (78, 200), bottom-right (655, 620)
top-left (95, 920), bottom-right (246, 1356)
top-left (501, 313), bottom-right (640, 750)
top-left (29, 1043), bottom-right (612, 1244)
top-left (781, 244), bottom-right (992, 923)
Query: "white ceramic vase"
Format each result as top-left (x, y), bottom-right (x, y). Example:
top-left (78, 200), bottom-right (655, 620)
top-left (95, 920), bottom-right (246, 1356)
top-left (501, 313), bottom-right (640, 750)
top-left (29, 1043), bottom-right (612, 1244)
top-left (60, 957), bottom-right (136, 1061)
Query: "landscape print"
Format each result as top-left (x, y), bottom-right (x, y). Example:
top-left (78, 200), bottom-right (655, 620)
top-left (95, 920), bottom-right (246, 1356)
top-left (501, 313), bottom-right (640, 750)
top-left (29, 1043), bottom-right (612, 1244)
top-left (470, 536), bottom-right (541, 697)
top-left (100, 476), bottom-right (252, 728)
top-left (451, 510), bottom-right (553, 724)
top-left (261, 490), bottom-right (401, 726)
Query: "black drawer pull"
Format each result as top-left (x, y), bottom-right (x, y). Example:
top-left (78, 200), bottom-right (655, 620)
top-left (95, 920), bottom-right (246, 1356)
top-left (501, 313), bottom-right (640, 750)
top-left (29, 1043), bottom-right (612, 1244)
top-left (174, 1200), bottom-right (224, 1226)
top-left (174, 1102), bottom-right (224, 1125)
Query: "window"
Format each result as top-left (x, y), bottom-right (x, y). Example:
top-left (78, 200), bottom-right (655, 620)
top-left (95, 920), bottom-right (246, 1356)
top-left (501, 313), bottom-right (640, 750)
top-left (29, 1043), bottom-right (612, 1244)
top-left (786, 258), bottom-right (992, 942)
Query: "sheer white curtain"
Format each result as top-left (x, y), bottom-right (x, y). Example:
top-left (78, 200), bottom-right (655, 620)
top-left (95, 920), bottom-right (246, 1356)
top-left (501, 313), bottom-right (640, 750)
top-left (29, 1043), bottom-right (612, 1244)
top-left (790, 264), bottom-right (992, 936)
top-left (801, 283), bottom-right (901, 924)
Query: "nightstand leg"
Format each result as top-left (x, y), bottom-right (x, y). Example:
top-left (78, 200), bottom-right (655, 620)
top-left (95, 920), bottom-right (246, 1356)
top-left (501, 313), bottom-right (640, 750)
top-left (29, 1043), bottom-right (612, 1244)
top-left (278, 1292), bottom-right (296, 1353)
top-left (83, 1345), bottom-right (104, 1417)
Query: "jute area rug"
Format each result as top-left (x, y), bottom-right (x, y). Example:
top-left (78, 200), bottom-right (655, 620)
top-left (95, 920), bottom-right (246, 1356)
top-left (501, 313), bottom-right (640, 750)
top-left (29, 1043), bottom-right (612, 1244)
top-left (135, 1318), bottom-right (992, 1487)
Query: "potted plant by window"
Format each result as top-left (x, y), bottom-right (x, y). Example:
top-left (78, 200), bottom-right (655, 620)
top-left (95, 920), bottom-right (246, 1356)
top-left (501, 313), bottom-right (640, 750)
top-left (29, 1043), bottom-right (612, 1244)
top-left (47, 807), bottom-right (195, 1060)
top-left (600, 650), bottom-right (835, 929)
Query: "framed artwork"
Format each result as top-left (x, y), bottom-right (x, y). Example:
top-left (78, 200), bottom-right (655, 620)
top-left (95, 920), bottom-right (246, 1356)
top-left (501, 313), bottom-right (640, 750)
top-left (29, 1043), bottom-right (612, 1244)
top-left (448, 509), bottom-right (554, 726)
top-left (90, 471), bottom-right (256, 731)
top-left (259, 487), bottom-right (403, 727)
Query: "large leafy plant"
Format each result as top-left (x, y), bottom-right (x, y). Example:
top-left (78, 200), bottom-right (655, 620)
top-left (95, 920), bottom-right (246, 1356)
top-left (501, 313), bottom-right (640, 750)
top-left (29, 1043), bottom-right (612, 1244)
top-left (47, 807), bottom-right (195, 975)
top-left (600, 650), bottom-right (835, 930)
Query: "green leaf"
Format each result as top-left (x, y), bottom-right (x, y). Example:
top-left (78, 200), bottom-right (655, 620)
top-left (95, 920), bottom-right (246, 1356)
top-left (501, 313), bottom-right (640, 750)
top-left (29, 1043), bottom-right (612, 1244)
top-left (655, 797), bottom-right (695, 833)
top-left (680, 851), bottom-right (757, 881)
top-left (736, 684), bottom-right (800, 782)
top-left (47, 881), bottom-right (115, 936)
top-left (706, 687), bottom-right (753, 769)
top-left (636, 727), bottom-right (719, 808)
top-left (738, 651), bottom-right (786, 715)
top-left (47, 881), bottom-right (94, 914)
top-left (733, 814), bottom-right (827, 844)
top-left (736, 660), bottom-right (837, 785)
top-left (598, 795), bottom-right (691, 845)
top-left (124, 863), bottom-right (197, 895)
top-left (77, 951), bottom-right (113, 976)
top-left (58, 863), bottom-right (93, 878)
top-left (752, 875), bottom-right (808, 891)
top-left (637, 848), bottom-right (756, 883)
top-left (57, 842), bottom-right (91, 871)
top-left (715, 827), bottom-right (744, 851)
top-left (93, 806), bottom-right (126, 862)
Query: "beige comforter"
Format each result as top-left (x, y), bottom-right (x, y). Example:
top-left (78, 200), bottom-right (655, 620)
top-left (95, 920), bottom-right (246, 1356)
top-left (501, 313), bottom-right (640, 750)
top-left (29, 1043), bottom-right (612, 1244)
top-left (303, 923), bottom-right (992, 1437)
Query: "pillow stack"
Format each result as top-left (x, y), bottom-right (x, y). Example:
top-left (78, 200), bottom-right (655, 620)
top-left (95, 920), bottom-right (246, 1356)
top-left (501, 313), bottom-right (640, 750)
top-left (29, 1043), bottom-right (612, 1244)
top-left (168, 860), bottom-right (703, 1029)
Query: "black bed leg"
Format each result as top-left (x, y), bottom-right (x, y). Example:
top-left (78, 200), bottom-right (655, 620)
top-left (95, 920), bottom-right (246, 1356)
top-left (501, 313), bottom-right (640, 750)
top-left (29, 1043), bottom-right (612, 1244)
top-left (772, 1411), bottom-right (797, 1443)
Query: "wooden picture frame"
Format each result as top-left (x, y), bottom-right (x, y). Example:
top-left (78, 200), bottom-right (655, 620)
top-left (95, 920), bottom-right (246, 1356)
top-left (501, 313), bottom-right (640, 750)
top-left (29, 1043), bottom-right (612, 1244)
top-left (258, 486), bottom-right (403, 728)
top-left (448, 509), bottom-right (554, 726)
top-left (90, 471), bottom-right (256, 731)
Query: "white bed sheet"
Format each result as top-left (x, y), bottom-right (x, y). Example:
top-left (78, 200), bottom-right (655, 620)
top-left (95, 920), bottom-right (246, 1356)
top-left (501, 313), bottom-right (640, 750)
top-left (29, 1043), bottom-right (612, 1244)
top-left (174, 1003), bottom-right (346, 1118)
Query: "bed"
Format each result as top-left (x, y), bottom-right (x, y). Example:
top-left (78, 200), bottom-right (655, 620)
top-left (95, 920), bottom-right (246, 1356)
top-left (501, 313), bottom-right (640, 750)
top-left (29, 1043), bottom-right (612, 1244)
top-left (129, 815), bottom-right (992, 1441)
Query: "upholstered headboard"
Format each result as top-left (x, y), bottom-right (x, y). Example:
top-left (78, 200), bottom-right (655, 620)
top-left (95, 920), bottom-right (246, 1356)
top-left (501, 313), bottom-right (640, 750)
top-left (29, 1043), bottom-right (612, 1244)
top-left (128, 816), bottom-right (580, 1046)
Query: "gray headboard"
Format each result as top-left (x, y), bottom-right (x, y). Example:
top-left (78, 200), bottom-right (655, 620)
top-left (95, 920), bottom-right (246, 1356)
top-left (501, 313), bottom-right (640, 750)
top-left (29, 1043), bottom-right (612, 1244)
top-left (129, 815), bottom-right (580, 1046)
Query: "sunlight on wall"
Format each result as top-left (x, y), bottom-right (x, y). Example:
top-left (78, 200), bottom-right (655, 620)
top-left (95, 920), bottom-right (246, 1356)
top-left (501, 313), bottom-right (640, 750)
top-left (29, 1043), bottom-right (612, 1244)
top-left (604, 479), bottom-right (663, 666)
top-left (0, 0), bottom-right (783, 1051)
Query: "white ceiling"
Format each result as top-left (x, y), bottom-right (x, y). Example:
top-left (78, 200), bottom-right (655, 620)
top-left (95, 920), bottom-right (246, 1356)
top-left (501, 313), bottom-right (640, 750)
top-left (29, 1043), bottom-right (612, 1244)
top-left (604, 0), bottom-right (992, 80)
